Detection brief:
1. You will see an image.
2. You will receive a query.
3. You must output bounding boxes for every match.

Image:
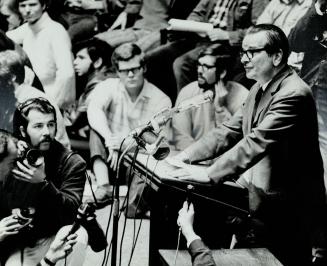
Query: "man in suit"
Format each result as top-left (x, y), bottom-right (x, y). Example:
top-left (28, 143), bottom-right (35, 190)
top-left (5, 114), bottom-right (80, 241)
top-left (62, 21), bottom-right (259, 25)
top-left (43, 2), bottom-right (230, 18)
top-left (169, 24), bottom-right (326, 266)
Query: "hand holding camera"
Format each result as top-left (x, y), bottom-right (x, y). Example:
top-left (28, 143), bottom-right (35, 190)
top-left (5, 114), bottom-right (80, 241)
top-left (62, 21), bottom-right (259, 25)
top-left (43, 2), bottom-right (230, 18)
top-left (12, 140), bottom-right (46, 183)
top-left (0, 214), bottom-right (24, 242)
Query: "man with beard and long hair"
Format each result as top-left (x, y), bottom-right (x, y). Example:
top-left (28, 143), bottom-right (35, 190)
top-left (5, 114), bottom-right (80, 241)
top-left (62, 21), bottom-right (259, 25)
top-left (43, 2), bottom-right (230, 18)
top-left (0, 98), bottom-right (87, 266)
top-left (171, 43), bottom-right (248, 151)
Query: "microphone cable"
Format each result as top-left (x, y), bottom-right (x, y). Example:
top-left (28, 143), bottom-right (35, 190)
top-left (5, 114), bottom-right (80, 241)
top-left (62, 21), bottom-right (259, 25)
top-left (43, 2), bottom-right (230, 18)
top-left (102, 138), bottom-right (136, 266)
top-left (127, 157), bottom-right (158, 266)
top-left (118, 146), bottom-right (140, 266)
top-left (101, 138), bottom-right (126, 266)
top-left (173, 227), bottom-right (182, 266)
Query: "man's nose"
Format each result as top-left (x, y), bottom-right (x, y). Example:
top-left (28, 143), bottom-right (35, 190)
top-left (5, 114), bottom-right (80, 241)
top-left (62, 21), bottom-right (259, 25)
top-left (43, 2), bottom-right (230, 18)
top-left (240, 53), bottom-right (249, 64)
top-left (127, 70), bottom-right (135, 77)
top-left (42, 126), bottom-right (50, 135)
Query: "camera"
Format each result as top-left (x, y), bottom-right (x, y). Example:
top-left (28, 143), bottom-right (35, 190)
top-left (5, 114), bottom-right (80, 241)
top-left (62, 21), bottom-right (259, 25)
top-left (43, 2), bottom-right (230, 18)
top-left (18, 146), bottom-right (44, 167)
top-left (12, 207), bottom-right (35, 230)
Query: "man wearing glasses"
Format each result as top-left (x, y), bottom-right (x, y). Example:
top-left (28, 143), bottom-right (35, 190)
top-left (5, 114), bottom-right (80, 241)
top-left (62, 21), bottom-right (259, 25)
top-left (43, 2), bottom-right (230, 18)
top-left (171, 43), bottom-right (248, 151)
top-left (169, 24), bottom-right (327, 265)
top-left (87, 43), bottom-right (171, 210)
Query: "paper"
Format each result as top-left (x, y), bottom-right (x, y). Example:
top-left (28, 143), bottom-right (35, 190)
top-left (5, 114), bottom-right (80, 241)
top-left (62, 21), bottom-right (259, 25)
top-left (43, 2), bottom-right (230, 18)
top-left (168, 19), bottom-right (213, 33)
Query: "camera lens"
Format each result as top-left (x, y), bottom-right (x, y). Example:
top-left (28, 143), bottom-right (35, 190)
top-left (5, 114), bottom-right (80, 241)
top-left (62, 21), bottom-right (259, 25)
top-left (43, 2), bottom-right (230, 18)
top-left (26, 149), bottom-right (43, 166)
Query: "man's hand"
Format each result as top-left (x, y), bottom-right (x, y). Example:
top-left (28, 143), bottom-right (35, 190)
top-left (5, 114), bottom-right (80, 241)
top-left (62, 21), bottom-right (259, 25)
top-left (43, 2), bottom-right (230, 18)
top-left (107, 149), bottom-right (119, 171)
top-left (177, 202), bottom-right (199, 244)
top-left (206, 28), bottom-right (229, 42)
top-left (12, 159), bottom-right (46, 183)
top-left (105, 135), bottom-right (123, 150)
top-left (0, 215), bottom-right (22, 242)
top-left (168, 165), bottom-right (211, 183)
top-left (109, 11), bottom-right (128, 30)
top-left (44, 226), bottom-right (78, 264)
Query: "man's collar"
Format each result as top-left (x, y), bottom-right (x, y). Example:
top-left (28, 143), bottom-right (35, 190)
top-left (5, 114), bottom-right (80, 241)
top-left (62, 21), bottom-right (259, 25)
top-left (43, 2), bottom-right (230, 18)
top-left (28, 12), bottom-right (50, 33)
top-left (262, 65), bottom-right (293, 95)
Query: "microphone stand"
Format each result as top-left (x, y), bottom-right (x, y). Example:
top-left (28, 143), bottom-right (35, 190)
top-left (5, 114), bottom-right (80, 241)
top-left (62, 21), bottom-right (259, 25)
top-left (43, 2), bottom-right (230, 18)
top-left (111, 141), bottom-right (139, 266)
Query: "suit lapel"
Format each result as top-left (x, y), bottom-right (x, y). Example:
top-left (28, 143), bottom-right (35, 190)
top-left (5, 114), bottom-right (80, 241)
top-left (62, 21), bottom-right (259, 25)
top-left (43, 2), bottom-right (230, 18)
top-left (252, 67), bottom-right (294, 126)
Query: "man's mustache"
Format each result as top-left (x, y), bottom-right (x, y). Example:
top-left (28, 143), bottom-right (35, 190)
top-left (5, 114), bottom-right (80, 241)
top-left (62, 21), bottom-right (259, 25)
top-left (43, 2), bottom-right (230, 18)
top-left (40, 136), bottom-right (52, 143)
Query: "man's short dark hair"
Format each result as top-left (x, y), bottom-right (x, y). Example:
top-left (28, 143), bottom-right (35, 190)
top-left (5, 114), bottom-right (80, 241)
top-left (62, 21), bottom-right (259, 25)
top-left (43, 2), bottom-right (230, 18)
top-left (0, 50), bottom-right (25, 86)
top-left (198, 43), bottom-right (233, 82)
top-left (13, 98), bottom-right (57, 139)
top-left (73, 38), bottom-right (114, 69)
top-left (17, 0), bottom-right (47, 7)
top-left (111, 43), bottom-right (145, 71)
top-left (247, 24), bottom-right (289, 65)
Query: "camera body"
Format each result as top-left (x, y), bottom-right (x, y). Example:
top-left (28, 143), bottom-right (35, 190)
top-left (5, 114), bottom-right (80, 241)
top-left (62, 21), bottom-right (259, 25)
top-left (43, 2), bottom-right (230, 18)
top-left (12, 207), bottom-right (35, 230)
top-left (18, 146), bottom-right (43, 167)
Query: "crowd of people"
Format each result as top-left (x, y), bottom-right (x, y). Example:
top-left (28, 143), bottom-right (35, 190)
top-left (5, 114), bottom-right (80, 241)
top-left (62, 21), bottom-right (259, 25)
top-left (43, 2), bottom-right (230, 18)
top-left (0, 0), bottom-right (327, 265)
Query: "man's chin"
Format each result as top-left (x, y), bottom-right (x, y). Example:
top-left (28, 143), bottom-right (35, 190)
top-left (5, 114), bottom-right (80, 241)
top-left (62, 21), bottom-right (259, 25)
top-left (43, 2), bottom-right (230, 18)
top-left (38, 142), bottom-right (51, 151)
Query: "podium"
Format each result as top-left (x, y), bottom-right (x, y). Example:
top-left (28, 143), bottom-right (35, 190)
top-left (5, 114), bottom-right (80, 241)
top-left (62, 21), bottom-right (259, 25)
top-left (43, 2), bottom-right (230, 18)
top-left (124, 152), bottom-right (249, 266)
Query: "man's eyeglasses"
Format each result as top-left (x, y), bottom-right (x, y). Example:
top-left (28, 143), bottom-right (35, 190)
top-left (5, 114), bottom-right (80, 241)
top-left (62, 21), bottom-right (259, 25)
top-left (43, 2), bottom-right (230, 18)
top-left (118, 66), bottom-right (143, 76)
top-left (240, 47), bottom-right (266, 60)
top-left (197, 63), bottom-right (216, 72)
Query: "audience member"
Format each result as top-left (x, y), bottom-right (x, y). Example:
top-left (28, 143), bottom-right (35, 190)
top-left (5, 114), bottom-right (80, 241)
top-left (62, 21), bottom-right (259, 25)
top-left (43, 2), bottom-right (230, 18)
top-left (146, 0), bottom-right (269, 102)
top-left (172, 43), bottom-right (248, 151)
top-left (256, 0), bottom-right (312, 71)
top-left (7, 0), bottom-right (76, 108)
top-left (65, 38), bottom-right (115, 140)
top-left (47, 0), bottom-right (105, 45)
top-left (0, 29), bottom-right (44, 92)
top-left (0, 50), bottom-right (71, 148)
top-left (86, 43), bottom-right (171, 209)
top-left (169, 24), bottom-right (327, 266)
top-left (95, 0), bottom-right (199, 53)
top-left (288, 0), bottom-right (327, 199)
top-left (0, 98), bottom-right (87, 265)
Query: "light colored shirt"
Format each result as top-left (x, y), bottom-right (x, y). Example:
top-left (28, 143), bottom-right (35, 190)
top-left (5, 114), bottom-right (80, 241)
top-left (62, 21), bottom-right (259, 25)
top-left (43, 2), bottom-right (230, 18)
top-left (87, 78), bottom-right (172, 142)
top-left (7, 12), bottom-right (75, 108)
top-left (172, 81), bottom-right (248, 151)
top-left (257, 0), bottom-right (312, 36)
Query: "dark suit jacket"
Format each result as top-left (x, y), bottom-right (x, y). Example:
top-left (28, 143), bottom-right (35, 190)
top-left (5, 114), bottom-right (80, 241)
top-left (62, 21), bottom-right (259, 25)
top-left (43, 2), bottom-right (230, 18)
top-left (184, 66), bottom-right (326, 251)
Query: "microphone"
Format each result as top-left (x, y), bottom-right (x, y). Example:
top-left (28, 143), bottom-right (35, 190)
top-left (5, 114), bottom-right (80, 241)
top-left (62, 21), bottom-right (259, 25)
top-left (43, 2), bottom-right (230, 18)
top-left (68, 203), bottom-right (108, 252)
top-left (129, 90), bottom-right (214, 160)
top-left (130, 90), bottom-right (214, 137)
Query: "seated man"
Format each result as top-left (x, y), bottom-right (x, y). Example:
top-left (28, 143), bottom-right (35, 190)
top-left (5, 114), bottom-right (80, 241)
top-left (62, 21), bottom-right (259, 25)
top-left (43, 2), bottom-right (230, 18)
top-left (172, 43), bottom-right (248, 151)
top-left (0, 98), bottom-right (88, 265)
top-left (95, 0), bottom-right (199, 53)
top-left (7, 0), bottom-right (76, 108)
top-left (87, 43), bottom-right (172, 208)
top-left (65, 38), bottom-right (115, 140)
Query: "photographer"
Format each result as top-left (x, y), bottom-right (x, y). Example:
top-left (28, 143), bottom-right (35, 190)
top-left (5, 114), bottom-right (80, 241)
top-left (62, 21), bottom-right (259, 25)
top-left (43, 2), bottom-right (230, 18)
top-left (0, 98), bottom-right (88, 265)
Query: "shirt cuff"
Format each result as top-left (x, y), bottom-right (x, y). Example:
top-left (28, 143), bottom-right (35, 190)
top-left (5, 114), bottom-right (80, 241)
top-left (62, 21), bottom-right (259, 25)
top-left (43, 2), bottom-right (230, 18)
top-left (187, 235), bottom-right (201, 248)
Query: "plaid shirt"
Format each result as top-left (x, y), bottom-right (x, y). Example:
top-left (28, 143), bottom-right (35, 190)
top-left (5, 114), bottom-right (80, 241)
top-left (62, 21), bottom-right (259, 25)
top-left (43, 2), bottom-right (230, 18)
top-left (88, 78), bottom-right (172, 137)
top-left (208, 0), bottom-right (236, 28)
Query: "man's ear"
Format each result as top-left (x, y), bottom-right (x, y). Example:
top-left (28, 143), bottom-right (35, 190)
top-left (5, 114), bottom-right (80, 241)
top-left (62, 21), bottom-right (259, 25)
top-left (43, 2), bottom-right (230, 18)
top-left (19, 126), bottom-right (26, 138)
top-left (272, 50), bottom-right (283, 67)
top-left (93, 58), bottom-right (103, 69)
